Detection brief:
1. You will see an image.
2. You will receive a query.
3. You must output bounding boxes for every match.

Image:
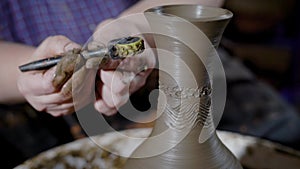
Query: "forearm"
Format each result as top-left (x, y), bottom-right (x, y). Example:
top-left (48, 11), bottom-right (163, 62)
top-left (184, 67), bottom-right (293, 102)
top-left (0, 41), bottom-right (35, 104)
top-left (121, 0), bottom-right (224, 15)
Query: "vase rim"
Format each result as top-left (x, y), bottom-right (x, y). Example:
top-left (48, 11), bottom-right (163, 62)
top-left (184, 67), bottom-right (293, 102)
top-left (144, 4), bottom-right (233, 22)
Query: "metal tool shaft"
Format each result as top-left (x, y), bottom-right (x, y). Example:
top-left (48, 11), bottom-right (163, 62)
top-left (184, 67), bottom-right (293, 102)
top-left (18, 36), bottom-right (144, 72)
top-left (19, 48), bottom-right (108, 72)
top-left (19, 56), bottom-right (63, 72)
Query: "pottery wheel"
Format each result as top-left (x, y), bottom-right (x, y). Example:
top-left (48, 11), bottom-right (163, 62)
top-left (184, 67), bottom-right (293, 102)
top-left (15, 128), bottom-right (300, 169)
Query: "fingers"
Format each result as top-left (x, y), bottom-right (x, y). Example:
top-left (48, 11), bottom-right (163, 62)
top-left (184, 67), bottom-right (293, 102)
top-left (18, 67), bottom-right (56, 96)
top-left (95, 70), bottom-right (129, 116)
top-left (101, 85), bottom-right (130, 108)
top-left (128, 72), bottom-right (148, 93)
top-left (46, 104), bottom-right (75, 117)
top-left (100, 70), bottom-right (129, 94)
top-left (19, 35), bottom-right (82, 94)
top-left (95, 67), bottom-right (150, 116)
top-left (34, 93), bottom-right (72, 106)
top-left (32, 35), bottom-right (81, 59)
top-left (94, 100), bottom-right (118, 116)
top-left (25, 90), bottom-right (76, 117)
top-left (94, 44), bottom-right (156, 115)
top-left (18, 35), bottom-right (82, 116)
top-left (18, 32), bottom-right (155, 117)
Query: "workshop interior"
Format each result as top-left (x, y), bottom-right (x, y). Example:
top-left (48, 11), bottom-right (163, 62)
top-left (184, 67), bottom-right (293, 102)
top-left (1, 0), bottom-right (300, 168)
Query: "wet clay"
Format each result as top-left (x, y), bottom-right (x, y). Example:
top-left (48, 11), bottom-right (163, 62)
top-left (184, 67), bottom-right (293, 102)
top-left (123, 5), bottom-right (242, 169)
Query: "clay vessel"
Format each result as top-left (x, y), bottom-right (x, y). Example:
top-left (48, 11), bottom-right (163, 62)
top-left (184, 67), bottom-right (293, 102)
top-left (123, 5), bottom-right (242, 169)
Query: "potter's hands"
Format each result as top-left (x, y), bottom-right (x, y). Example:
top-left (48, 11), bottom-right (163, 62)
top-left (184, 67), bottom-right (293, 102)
top-left (95, 56), bottom-right (154, 116)
top-left (18, 16), bottom-right (155, 117)
top-left (93, 18), bottom-right (156, 116)
top-left (17, 35), bottom-right (85, 116)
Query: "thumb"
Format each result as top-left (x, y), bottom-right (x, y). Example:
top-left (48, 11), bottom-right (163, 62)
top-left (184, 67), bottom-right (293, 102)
top-left (32, 35), bottom-right (81, 60)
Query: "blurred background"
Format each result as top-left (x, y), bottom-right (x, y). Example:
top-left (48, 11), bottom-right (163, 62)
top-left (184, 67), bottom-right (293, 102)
top-left (217, 0), bottom-right (300, 151)
top-left (1, 0), bottom-right (300, 168)
top-left (223, 0), bottom-right (299, 107)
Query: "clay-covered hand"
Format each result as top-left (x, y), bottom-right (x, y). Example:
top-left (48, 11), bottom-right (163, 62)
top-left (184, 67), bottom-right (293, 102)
top-left (94, 54), bottom-right (155, 116)
top-left (93, 17), bottom-right (156, 116)
top-left (17, 35), bottom-right (85, 116)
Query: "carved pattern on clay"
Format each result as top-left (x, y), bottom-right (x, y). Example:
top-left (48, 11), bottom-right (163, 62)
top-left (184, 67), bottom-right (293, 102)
top-left (159, 83), bottom-right (212, 130)
top-left (159, 82), bottom-right (212, 99)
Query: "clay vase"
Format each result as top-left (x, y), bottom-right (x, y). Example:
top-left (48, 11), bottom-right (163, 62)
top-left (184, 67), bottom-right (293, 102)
top-left (123, 5), bottom-right (242, 169)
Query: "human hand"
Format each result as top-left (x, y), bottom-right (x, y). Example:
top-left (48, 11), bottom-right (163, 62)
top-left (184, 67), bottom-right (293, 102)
top-left (17, 35), bottom-right (89, 116)
top-left (94, 55), bottom-right (155, 116)
top-left (92, 16), bottom-right (156, 116)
